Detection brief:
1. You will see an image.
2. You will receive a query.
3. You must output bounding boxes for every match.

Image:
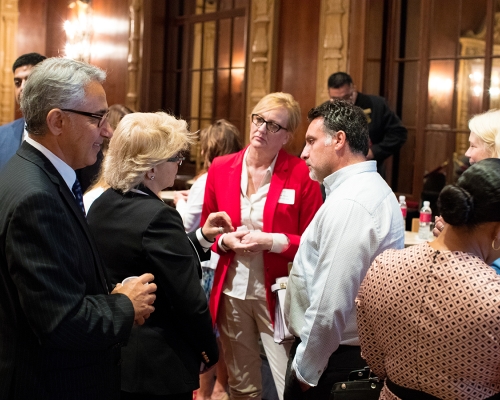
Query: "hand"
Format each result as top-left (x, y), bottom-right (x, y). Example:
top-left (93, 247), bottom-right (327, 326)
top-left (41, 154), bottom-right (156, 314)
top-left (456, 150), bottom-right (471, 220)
top-left (112, 273), bottom-right (156, 325)
top-left (298, 380), bottom-right (311, 392)
top-left (432, 215), bottom-right (445, 237)
top-left (221, 231), bottom-right (254, 255)
top-left (202, 211), bottom-right (235, 241)
top-left (240, 231), bottom-right (273, 252)
top-left (199, 363), bottom-right (216, 374)
top-left (173, 190), bottom-right (189, 206)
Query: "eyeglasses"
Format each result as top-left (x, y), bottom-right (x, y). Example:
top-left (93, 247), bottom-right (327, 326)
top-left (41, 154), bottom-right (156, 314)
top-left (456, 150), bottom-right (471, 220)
top-left (60, 108), bottom-right (110, 128)
top-left (252, 114), bottom-right (287, 134)
top-left (166, 156), bottom-right (185, 166)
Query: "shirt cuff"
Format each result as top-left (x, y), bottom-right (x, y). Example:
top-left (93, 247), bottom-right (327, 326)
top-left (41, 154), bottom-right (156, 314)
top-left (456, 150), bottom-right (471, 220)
top-left (196, 228), bottom-right (212, 251)
top-left (218, 233), bottom-right (230, 252)
top-left (292, 358), bottom-right (317, 387)
top-left (270, 233), bottom-right (290, 253)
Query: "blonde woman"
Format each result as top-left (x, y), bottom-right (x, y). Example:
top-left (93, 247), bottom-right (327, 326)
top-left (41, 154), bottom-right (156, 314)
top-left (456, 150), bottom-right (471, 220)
top-left (87, 112), bottom-right (234, 400)
top-left (434, 109), bottom-right (500, 237)
top-left (201, 93), bottom-right (323, 400)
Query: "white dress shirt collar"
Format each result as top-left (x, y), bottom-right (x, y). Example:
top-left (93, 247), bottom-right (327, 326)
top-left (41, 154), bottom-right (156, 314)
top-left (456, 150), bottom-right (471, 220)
top-left (25, 136), bottom-right (76, 194)
top-left (323, 160), bottom-right (377, 198)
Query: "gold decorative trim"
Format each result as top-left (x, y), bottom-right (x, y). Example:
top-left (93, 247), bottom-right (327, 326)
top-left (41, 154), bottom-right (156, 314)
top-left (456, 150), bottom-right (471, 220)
top-left (245, 0), bottom-right (276, 140)
top-left (126, 0), bottom-right (143, 111)
top-left (315, 0), bottom-right (349, 106)
top-left (0, 0), bottom-right (18, 124)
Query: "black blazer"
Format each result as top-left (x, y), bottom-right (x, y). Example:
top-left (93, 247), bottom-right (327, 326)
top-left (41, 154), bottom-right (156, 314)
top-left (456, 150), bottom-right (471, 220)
top-left (0, 142), bottom-right (135, 400)
top-left (87, 184), bottom-right (218, 396)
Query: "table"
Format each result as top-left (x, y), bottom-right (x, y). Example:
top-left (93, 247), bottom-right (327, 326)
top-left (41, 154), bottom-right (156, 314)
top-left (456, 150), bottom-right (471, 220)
top-left (404, 231), bottom-right (434, 247)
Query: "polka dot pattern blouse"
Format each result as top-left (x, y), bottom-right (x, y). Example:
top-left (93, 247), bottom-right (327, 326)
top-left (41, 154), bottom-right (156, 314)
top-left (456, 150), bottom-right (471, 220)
top-left (356, 242), bottom-right (500, 400)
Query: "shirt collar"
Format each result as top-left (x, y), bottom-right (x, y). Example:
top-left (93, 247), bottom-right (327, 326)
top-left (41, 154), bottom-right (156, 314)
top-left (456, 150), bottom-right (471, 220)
top-left (25, 136), bottom-right (76, 193)
top-left (323, 160), bottom-right (377, 198)
top-left (241, 147), bottom-right (279, 192)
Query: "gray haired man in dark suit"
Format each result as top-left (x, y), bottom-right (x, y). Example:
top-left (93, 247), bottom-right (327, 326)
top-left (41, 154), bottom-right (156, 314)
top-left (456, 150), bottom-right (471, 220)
top-left (0, 58), bottom-right (157, 400)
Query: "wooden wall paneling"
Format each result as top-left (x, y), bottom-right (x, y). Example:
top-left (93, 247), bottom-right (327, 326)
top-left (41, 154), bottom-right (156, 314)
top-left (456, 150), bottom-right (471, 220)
top-left (44, 0), bottom-right (69, 59)
top-left (275, 0), bottom-right (321, 156)
top-left (0, 0), bottom-right (19, 124)
top-left (126, 0), bottom-right (143, 111)
top-left (245, 0), bottom-right (277, 142)
top-left (315, 0), bottom-right (350, 107)
top-left (411, 0), bottom-right (431, 203)
top-left (89, 0), bottom-right (131, 106)
top-left (346, 0), bottom-right (366, 91)
top-left (17, 0), bottom-right (47, 56)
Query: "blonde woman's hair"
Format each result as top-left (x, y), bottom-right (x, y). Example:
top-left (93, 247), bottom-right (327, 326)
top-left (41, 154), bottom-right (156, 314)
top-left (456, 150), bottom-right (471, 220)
top-left (200, 119), bottom-right (242, 169)
top-left (104, 112), bottom-right (196, 192)
top-left (251, 92), bottom-right (301, 134)
top-left (469, 109), bottom-right (500, 158)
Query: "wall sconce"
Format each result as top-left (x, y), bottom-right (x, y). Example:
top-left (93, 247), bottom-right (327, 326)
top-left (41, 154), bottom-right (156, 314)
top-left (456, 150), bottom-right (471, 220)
top-left (64, 0), bottom-right (93, 62)
top-left (428, 73), bottom-right (453, 125)
top-left (469, 70), bottom-right (483, 97)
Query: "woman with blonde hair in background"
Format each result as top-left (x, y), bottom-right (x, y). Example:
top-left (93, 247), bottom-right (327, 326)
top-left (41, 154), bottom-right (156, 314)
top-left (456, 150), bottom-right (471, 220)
top-left (433, 109), bottom-right (500, 273)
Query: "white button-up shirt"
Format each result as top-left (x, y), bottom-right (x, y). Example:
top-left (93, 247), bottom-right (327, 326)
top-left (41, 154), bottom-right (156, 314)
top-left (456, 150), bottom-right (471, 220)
top-left (285, 161), bottom-right (404, 386)
top-left (222, 148), bottom-right (289, 300)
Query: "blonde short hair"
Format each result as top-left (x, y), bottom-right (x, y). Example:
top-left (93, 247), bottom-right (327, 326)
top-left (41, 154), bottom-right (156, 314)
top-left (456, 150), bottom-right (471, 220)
top-left (251, 92), bottom-right (301, 134)
top-left (469, 109), bottom-right (500, 158)
top-left (104, 112), bottom-right (196, 192)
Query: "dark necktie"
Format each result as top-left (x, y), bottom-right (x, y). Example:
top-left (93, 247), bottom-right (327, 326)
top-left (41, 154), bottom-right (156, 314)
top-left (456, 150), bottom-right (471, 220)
top-left (72, 178), bottom-right (86, 215)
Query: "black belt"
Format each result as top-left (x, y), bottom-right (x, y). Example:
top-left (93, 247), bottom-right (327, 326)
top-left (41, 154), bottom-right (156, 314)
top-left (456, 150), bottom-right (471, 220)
top-left (386, 378), bottom-right (500, 400)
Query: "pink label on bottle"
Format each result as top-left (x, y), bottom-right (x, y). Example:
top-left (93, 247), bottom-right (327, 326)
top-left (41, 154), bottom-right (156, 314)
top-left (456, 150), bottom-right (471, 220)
top-left (401, 208), bottom-right (407, 218)
top-left (420, 213), bottom-right (432, 223)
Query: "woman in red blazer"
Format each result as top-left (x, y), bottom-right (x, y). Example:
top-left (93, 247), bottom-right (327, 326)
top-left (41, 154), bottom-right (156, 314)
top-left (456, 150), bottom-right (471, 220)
top-left (201, 92), bottom-right (323, 400)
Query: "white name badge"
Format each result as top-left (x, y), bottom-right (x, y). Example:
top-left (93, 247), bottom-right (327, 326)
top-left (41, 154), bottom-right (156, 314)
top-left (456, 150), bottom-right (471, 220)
top-left (278, 189), bottom-right (295, 205)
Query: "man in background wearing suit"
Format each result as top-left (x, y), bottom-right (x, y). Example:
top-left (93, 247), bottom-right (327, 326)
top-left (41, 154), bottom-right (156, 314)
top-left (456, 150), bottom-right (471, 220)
top-left (0, 57), bottom-right (157, 400)
top-left (0, 52), bottom-right (46, 170)
top-left (327, 72), bottom-right (407, 178)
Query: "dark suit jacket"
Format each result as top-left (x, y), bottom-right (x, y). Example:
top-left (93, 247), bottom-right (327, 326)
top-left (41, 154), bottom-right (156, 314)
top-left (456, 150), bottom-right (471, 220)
top-left (355, 92), bottom-right (408, 166)
top-left (87, 185), bottom-right (218, 395)
top-left (0, 142), bottom-right (135, 400)
top-left (0, 117), bottom-right (24, 171)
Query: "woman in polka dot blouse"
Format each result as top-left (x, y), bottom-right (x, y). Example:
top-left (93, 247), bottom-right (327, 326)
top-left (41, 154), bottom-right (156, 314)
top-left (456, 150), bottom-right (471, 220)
top-left (357, 158), bottom-right (500, 400)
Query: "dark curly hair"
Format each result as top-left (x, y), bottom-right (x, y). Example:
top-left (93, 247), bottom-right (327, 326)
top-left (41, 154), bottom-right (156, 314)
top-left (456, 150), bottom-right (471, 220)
top-left (438, 158), bottom-right (500, 227)
top-left (307, 100), bottom-right (369, 156)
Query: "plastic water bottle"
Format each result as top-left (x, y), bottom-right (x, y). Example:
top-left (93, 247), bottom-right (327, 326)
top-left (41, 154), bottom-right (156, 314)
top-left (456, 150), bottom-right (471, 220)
top-left (418, 201), bottom-right (432, 240)
top-left (399, 195), bottom-right (407, 231)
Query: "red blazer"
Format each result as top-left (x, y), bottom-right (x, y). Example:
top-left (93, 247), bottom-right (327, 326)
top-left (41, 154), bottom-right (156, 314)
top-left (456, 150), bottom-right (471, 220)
top-left (201, 147), bottom-right (323, 325)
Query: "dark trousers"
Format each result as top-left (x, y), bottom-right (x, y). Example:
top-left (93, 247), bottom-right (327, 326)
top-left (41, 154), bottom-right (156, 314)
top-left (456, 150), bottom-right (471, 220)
top-left (284, 338), bottom-right (365, 400)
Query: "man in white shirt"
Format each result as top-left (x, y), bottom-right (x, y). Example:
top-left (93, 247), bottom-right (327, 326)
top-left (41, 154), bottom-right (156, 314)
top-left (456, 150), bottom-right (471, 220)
top-left (283, 100), bottom-right (404, 400)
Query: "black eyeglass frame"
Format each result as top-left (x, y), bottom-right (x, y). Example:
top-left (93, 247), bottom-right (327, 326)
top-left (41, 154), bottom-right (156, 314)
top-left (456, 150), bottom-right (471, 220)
top-left (166, 156), bottom-right (185, 166)
top-left (251, 114), bottom-right (287, 134)
top-left (60, 108), bottom-right (110, 128)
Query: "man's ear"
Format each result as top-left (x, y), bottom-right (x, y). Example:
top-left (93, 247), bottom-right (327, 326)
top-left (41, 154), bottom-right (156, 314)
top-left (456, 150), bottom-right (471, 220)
top-left (46, 109), bottom-right (65, 136)
top-left (334, 130), bottom-right (347, 150)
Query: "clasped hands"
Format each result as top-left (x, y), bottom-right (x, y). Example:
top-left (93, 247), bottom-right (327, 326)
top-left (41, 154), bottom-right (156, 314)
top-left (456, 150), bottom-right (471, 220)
top-left (222, 229), bottom-right (273, 255)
